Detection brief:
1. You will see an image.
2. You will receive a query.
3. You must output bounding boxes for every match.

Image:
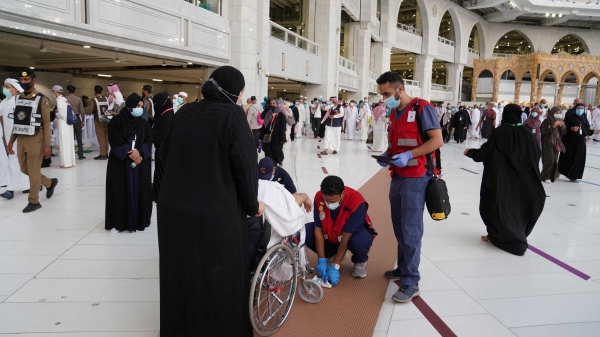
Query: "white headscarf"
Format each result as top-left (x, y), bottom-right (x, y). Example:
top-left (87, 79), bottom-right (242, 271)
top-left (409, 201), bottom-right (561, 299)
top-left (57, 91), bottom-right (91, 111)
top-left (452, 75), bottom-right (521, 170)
top-left (4, 78), bottom-right (24, 93)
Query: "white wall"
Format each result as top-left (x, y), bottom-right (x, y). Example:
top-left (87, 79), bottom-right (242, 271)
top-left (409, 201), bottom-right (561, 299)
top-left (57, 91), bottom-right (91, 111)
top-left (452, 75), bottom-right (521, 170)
top-left (268, 38), bottom-right (323, 85)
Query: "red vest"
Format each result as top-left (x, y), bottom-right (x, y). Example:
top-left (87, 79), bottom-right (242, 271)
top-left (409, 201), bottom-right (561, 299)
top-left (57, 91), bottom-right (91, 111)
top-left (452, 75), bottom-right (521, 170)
top-left (387, 97), bottom-right (434, 178)
top-left (315, 187), bottom-right (374, 244)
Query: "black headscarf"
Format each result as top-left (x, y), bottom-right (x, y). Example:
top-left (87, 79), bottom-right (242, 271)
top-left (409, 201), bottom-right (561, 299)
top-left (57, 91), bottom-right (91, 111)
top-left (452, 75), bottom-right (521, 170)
top-left (108, 92), bottom-right (150, 148)
top-left (152, 92), bottom-right (173, 124)
top-left (201, 66), bottom-right (245, 104)
top-left (501, 104), bottom-right (522, 125)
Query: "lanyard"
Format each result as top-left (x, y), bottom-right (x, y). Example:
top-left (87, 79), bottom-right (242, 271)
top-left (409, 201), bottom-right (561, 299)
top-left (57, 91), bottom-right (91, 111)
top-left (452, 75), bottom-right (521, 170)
top-left (160, 107), bottom-right (173, 116)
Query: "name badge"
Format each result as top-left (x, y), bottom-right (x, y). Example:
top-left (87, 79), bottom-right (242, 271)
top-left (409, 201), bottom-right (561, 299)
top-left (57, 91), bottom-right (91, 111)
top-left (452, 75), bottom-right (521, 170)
top-left (407, 111), bottom-right (416, 123)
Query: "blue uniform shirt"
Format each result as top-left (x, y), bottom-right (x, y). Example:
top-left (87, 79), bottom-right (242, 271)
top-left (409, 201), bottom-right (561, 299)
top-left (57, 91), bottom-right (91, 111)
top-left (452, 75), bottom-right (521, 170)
top-left (395, 103), bottom-right (441, 132)
top-left (272, 167), bottom-right (297, 194)
top-left (313, 202), bottom-right (367, 234)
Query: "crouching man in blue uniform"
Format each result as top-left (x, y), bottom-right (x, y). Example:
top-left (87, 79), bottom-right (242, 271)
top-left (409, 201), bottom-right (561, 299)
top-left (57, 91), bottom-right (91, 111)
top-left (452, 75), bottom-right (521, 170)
top-left (305, 175), bottom-right (376, 286)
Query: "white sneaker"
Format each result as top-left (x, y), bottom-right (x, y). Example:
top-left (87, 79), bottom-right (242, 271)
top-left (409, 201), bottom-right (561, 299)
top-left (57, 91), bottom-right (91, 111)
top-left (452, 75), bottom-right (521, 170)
top-left (544, 180), bottom-right (551, 184)
top-left (110, 228), bottom-right (119, 234)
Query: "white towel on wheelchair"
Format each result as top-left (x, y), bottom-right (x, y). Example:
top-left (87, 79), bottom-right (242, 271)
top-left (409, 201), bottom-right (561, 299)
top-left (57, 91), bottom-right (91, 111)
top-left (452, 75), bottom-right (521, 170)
top-left (258, 180), bottom-right (307, 280)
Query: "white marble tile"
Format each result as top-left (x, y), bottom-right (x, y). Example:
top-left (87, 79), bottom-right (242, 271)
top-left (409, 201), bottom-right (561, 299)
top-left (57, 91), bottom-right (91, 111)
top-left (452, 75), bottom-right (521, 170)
top-left (419, 289), bottom-right (488, 317)
top-left (0, 333), bottom-right (158, 337)
top-left (0, 256), bottom-right (56, 274)
top-left (386, 319), bottom-right (440, 337)
top-left (454, 272), bottom-right (600, 300)
top-left (434, 256), bottom-right (566, 278)
top-left (59, 245), bottom-right (159, 261)
top-left (443, 314), bottom-right (516, 337)
top-left (9, 209), bottom-right (105, 220)
top-left (373, 300), bottom-right (394, 332)
top-left (77, 232), bottom-right (158, 246)
top-left (36, 260), bottom-right (159, 279)
top-left (511, 322), bottom-right (600, 337)
top-left (7, 279), bottom-right (159, 302)
top-left (479, 293), bottom-right (600, 328)
top-left (0, 302), bottom-right (159, 333)
top-left (0, 241), bottom-right (74, 256)
top-left (422, 244), bottom-right (526, 261)
top-left (0, 218), bottom-right (102, 230)
top-left (0, 274), bottom-right (35, 296)
top-left (418, 270), bottom-right (461, 291)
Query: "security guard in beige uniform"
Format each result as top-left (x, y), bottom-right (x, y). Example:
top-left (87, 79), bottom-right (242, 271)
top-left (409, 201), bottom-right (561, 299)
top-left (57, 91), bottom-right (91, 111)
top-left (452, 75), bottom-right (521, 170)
top-left (6, 69), bottom-right (58, 213)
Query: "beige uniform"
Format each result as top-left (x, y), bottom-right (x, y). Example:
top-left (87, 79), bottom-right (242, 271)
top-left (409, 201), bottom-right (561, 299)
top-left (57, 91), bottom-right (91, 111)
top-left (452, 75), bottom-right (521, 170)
top-left (86, 95), bottom-right (109, 156)
top-left (9, 90), bottom-right (53, 204)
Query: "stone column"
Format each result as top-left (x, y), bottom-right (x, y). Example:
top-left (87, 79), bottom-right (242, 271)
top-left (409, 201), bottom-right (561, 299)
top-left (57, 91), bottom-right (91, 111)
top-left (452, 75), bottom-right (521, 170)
top-left (471, 75), bottom-right (478, 102)
top-left (415, 54), bottom-right (434, 101)
top-left (370, 42), bottom-right (392, 78)
top-left (492, 76), bottom-right (501, 102)
top-left (306, 0), bottom-right (341, 99)
top-left (557, 83), bottom-right (564, 106)
top-left (345, 22), bottom-right (372, 100)
top-left (446, 63), bottom-right (465, 103)
top-left (514, 81), bottom-right (521, 103)
top-left (578, 84), bottom-right (583, 99)
top-left (228, 0), bottom-right (268, 99)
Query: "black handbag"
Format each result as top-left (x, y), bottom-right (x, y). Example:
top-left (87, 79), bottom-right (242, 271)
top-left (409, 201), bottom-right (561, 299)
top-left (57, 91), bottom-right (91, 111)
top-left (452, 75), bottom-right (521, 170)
top-left (414, 100), bottom-right (451, 221)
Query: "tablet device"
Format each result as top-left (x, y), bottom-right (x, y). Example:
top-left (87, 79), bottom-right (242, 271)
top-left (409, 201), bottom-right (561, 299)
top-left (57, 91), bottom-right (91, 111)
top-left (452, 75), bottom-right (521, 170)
top-left (371, 155), bottom-right (392, 163)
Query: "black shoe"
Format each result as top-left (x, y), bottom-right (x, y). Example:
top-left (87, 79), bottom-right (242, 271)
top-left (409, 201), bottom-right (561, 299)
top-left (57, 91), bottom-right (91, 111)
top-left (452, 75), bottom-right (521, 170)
top-left (101, 156), bottom-right (109, 160)
top-left (23, 202), bottom-right (42, 213)
top-left (46, 178), bottom-right (59, 199)
top-left (384, 268), bottom-right (401, 280)
top-left (22, 185), bottom-right (42, 193)
top-left (94, 155), bottom-right (103, 160)
top-left (332, 151), bottom-right (338, 154)
top-left (1, 191), bottom-right (14, 199)
top-left (78, 156), bottom-right (86, 160)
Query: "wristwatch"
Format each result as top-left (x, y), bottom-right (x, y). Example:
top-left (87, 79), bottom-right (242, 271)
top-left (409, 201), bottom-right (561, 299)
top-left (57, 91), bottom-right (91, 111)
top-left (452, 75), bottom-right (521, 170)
top-left (333, 263), bottom-right (340, 270)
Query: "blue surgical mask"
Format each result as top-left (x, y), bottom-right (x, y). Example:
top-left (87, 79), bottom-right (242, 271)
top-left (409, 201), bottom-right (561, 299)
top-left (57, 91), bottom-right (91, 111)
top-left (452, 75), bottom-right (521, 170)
top-left (131, 108), bottom-right (143, 117)
top-left (540, 104), bottom-right (546, 108)
top-left (2, 87), bottom-right (11, 97)
top-left (576, 109), bottom-right (584, 116)
top-left (384, 92), bottom-right (401, 115)
top-left (531, 112), bottom-right (538, 117)
top-left (177, 97), bottom-right (184, 104)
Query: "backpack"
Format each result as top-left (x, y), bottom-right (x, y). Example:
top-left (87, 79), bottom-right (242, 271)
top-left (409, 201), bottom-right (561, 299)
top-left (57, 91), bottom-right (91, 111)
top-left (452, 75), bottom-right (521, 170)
top-left (413, 100), bottom-right (451, 221)
top-left (64, 99), bottom-right (75, 125)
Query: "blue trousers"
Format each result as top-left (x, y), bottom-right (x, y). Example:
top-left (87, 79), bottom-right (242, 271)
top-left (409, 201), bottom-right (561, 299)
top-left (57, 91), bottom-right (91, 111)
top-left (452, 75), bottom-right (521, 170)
top-left (304, 222), bottom-right (373, 263)
top-left (389, 173), bottom-right (430, 286)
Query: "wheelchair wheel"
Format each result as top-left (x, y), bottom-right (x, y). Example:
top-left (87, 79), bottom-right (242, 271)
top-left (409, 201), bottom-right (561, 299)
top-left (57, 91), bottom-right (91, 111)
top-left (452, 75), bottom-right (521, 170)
top-left (298, 278), bottom-right (323, 304)
top-left (250, 244), bottom-right (298, 336)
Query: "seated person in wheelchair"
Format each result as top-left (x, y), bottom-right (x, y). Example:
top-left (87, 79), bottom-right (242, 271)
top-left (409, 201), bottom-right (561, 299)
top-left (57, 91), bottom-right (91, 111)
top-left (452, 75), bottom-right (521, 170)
top-left (258, 157), bottom-right (297, 194)
top-left (305, 175), bottom-right (376, 286)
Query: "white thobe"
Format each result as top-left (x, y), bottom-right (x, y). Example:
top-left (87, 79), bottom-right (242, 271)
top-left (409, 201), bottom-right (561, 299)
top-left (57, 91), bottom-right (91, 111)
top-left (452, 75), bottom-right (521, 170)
top-left (1, 96), bottom-right (30, 191)
top-left (56, 96), bottom-right (76, 168)
top-left (371, 115), bottom-right (387, 152)
top-left (468, 108), bottom-right (481, 139)
top-left (324, 107), bottom-right (344, 152)
top-left (297, 104), bottom-right (306, 136)
top-left (358, 105), bottom-right (371, 141)
top-left (592, 108), bottom-right (600, 140)
top-left (345, 106), bottom-right (358, 140)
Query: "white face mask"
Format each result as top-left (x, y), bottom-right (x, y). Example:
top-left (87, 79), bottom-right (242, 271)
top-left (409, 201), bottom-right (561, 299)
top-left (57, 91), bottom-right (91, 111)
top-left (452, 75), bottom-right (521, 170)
top-left (325, 201), bottom-right (340, 211)
top-left (554, 114), bottom-right (562, 119)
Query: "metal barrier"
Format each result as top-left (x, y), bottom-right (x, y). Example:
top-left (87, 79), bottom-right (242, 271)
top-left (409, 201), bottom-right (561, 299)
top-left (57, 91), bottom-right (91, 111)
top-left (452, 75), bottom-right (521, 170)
top-left (397, 23), bottom-right (422, 36)
top-left (437, 36), bottom-right (455, 47)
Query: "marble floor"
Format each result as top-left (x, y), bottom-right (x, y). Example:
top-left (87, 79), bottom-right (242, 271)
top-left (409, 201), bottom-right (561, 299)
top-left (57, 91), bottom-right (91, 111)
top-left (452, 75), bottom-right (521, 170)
top-left (0, 133), bottom-right (599, 337)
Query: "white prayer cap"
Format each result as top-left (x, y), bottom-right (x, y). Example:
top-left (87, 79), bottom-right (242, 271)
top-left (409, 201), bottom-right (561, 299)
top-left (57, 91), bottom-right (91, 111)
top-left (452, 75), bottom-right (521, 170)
top-left (178, 92), bottom-right (188, 97)
top-left (4, 78), bottom-right (23, 93)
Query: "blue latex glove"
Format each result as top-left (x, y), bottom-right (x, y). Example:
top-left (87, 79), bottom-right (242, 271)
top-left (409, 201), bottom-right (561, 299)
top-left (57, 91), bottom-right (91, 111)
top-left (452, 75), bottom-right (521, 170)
top-left (316, 258), bottom-right (328, 280)
top-left (326, 266), bottom-right (340, 286)
top-left (390, 151), bottom-right (413, 168)
top-left (376, 152), bottom-right (389, 167)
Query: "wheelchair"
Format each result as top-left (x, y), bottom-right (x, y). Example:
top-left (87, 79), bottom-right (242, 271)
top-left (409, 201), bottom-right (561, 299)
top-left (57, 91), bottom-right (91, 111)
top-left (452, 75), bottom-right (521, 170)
top-left (247, 215), bottom-right (324, 336)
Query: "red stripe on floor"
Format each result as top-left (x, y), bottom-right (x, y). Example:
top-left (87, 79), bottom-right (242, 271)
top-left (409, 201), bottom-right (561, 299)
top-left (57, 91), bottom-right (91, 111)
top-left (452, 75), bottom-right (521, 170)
top-left (317, 154), bottom-right (322, 159)
top-left (321, 167), bottom-right (328, 174)
top-left (318, 139), bottom-right (321, 142)
top-left (394, 280), bottom-right (457, 337)
top-left (317, 146), bottom-right (320, 149)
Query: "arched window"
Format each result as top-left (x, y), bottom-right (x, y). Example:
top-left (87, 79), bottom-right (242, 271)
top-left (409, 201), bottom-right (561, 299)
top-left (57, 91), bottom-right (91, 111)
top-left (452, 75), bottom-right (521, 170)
top-left (552, 35), bottom-right (588, 55)
top-left (493, 31), bottom-right (532, 56)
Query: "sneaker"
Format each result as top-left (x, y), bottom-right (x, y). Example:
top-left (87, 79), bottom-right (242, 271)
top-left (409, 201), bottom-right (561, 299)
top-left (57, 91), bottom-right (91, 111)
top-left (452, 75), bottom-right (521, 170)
top-left (46, 178), bottom-right (59, 199)
top-left (1, 191), bottom-right (14, 199)
top-left (544, 180), bottom-right (551, 184)
top-left (392, 285), bottom-right (420, 303)
top-left (327, 252), bottom-right (349, 265)
top-left (110, 228), bottom-right (119, 234)
top-left (570, 179), bottom-right (579, 183)
top-left (22, 186), bottom-right (43, 193)
top-left (384, 268), bottom-right (401, 280)
top-left (332, 151), bottom-right (338, 154)
top-left (78, 156), bottom-right (86, 160)
top-left (23, 202), bottom-right (42, 213)
top-left (352, 262), bottom-right (367, 278)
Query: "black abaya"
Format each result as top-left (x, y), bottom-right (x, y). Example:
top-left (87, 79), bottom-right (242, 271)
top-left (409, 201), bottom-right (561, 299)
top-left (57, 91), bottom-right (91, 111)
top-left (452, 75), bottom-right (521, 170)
top-left (105, 100), bottom-right (153, 232)
top-left (558, 114), bottom-right (589, 180)
top-left (260, 109), bottom-right (287, 165)
top-left (467, 120), bottom-right (545, 256)
top-left (451, 110), bottom-right (470, 143)
top-left (156, 99), bottom-right (259, 336)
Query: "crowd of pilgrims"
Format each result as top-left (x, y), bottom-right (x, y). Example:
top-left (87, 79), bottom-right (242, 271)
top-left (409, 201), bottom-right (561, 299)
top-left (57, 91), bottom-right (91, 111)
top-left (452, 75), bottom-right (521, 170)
top-left (3, 62), bottom-right (598, 335)
top-left (435, 99), bottom-right (599, 184)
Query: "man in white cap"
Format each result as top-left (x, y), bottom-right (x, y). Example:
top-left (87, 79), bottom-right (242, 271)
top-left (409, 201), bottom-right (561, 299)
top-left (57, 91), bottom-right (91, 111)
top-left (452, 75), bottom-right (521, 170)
top-left (1, 78), bottom-right (30, 199)
top-left (172, 94), bottom-right (180, 112)
top-left (177, 92), bottom-right (188, 110)
top-left (51, 85), bottom-right (76, 168)
top-left (320, 96), bottom-right (344, 155)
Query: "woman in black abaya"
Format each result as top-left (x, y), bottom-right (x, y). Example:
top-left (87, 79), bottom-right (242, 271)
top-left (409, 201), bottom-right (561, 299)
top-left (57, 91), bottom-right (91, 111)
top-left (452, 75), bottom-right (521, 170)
top-left (149, 92), bottom-right (174, 201)
top-left (260, 99), bottom-right (287, 166)
top-left (105, 93), bottom-right (153, 232)
top-left (559, 103), bottom-right (591, 182)
top-left (464, 104), bottom-right (545, 256)
top-left (156, 66), bottom-right (264, 337)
